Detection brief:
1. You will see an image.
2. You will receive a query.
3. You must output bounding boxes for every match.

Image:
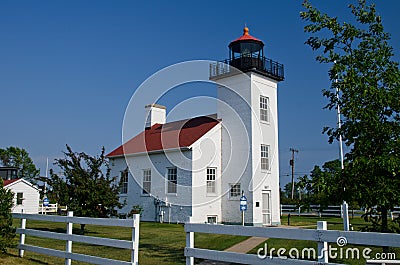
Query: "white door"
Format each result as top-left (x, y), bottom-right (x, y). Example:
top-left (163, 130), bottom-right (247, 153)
top-left (262, 191), bottom-right (272, 226)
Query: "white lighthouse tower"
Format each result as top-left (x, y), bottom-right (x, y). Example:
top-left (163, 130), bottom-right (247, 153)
top-left (210, 27), bottom-right (284, 226)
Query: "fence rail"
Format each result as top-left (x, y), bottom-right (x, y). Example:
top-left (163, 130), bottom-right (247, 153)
top-left (184, 221), bottom-right (400, 265)
top-left (280, 204), bottom-right (400, 219)
top-left (13, 212), bottom-right (140, 265)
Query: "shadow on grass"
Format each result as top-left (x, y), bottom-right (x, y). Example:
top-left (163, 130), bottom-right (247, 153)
top-left (140, 243), bottom-right (186, 264)
top-left (2, 252), bottom-right (51, 265)
top-left (29, 227), bottom-right (100, 235)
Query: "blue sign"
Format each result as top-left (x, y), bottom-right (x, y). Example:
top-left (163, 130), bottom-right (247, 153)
top-left (240, 195), bottom-right (247, 211)
top-left (43, 197), bottom-right (49, 207)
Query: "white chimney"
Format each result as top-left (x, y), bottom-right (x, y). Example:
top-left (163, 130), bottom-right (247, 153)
top-left (145, 104), bottom-right (166, 128)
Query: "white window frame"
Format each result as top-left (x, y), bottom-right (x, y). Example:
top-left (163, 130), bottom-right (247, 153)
top-left (229, 183), bottom-right (241, 200)
top-left (142, 169), bottom-right (151, 195)
top-left (120, 170), bottom-right (128, 194)
top-left (167, 167), bottom-right (177, 194)
top-left (260, 95), bottom-right (269, 123)
top-left (207, 215), bottom-right (218, 224)
top-left (206, 167), bottom-right (216, 195)
top-left (261, 144), bottom-right (270, 171)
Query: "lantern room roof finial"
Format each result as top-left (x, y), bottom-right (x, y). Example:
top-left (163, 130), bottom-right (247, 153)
top-left (243, 26), bottom-right (249, 35)
top-left (229, 26), bottom-right (263, 46)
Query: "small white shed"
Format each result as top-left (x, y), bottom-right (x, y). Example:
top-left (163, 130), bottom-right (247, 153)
top-left (3, 178), bottom-right (40, 214)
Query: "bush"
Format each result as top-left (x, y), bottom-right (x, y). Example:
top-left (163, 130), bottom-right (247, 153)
top-left (0, 179), bottom-right (16, 253)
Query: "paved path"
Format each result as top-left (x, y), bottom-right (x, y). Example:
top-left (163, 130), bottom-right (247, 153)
top-left (197, 226), bottom-right (304, 265)
top-left (197, 236), bottom-right (266, 265)
top-left (224, 237), bottom-right (266, 253)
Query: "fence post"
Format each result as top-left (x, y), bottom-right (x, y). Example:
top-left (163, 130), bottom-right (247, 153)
top-left (19, 210), bottom-right (26, 258)
top-left (317, 221), bottom-right (328, 263)
top-left (131, 214), bottom-right (140, 265)
top-left (342, 201), bottom-right (350, 231)
top-left (340, 204), bottom-right (343, 218)
top-left (186, 217), bottom-right (194, 265)
top-left (65, 211), bottom-right (73, 265)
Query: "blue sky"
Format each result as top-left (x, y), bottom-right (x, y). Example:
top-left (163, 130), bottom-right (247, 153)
top-left (1, 0), bottom-right (399, 186)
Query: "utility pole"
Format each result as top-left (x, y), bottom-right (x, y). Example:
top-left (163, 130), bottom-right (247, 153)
top-left (290, 148), bottom-right (299, 200)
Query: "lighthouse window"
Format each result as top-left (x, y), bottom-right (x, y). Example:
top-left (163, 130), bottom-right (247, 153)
top-left (167, 167), bottom-right (177, 194)
top-left (261, 144), bottom-right (270, 171)
top-left (142, 169), bottom-right (151, 195)
top-left (206, 167), bottom-right (216, 194)
top-left (120, 170), bottom-right (128, 194)
top-left (229, 183), bottom-right (241, 199)
top-left (260, 96), bottom-right (269, 122)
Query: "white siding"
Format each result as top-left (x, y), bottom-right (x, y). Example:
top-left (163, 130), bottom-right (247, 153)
top-left (250, 73), bottom-right (281, 226)
top-left (110, 149), bottom-right (193, 223)
top-left (214, 70), bottom-right (281, 226)
top-left (191, 124), bottom-right (222, 223)
top-left (6, 179), bottom-right (40, 214)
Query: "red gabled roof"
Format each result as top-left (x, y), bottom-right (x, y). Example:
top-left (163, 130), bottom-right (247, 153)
top-left (230, 27), bottom-right (263, 45)
top-left (106, 115), bottom-right (220, 157)
top-left (3, 178), bottom-right (20, 186)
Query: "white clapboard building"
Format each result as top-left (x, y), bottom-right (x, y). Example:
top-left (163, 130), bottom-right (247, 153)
top-left (4, 178), bottom-right (40, 214)
top-left (107, 27), bottom-right (284, 226)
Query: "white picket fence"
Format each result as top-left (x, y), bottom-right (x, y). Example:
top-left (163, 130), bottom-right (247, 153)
top-left (39, 203), bottom-right (59, 214)
top-left (12, 212), bottom-right (140, 265)
top-left (184, 221), bottom-right (400, 265)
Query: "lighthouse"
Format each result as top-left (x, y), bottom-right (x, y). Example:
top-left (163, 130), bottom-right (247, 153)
top-left (210, 27), bottom-right (284, 226)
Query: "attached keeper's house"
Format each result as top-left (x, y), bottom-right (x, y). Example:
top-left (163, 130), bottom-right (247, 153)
top-left (107, 27), bottom-right (284, 226)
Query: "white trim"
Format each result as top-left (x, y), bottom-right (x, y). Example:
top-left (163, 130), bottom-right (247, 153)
top-left (107, 147), bottom-right (191, 159)
top-left (4, 178), bottom-right (40, 191)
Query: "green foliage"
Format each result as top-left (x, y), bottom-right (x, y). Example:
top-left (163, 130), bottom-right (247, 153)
top-left (0, 146), bottom-right (40, 183)
top-left (127, 205), bottom-right (143, 217)
top-left (299, 160), bottom-right (345, 207)
top-left (44, 145), bottom-right (123, 219)
top-left (280, 182), bottom-right (303, 205)
top-left (0, 179), bottom-right (16, 253)
top-left (301, 0), bottom-right (400, 232)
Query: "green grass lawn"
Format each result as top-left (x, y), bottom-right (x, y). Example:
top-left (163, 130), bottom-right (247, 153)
top-left (1, 219), bottom-right (247, 265)
top-left (250, 215), bottom-right (400, 265)
top-left (2, 216), bottom-right (398, 265)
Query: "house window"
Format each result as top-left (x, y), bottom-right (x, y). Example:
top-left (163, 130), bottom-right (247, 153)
top-left (17, 192), bottom-right (23, 205)
top-left (207, 215), bottom-right (218, 224)
top-left (230, 183), bottom-right (241, 199)
top-left (261, 144), bottom-right (270, 171)
top-left (206, 167), bottom-right (216, 194)
top-left (167, 167), bottom-right (177, 194)
top-left (143, 169), bottom-right (151, 195)
top-left (120, 170), bottom-right (128, 194)
top-left (260, 96), bottom-right (269, 122)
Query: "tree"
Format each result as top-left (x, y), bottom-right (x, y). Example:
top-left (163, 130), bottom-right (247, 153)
top-left (299, 160), bottom-right (351, 209)
top-left (44, 145), bottom-right (123, 232)
top-left (301, 0), bottom-right (400, 232)
top-left (0, 179), bottom-right (16, 252)
top-left (0, 146), bottom-right (40, 183)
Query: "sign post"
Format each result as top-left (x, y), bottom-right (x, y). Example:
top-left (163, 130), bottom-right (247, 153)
top-left (43, 197), bottom-right (49, 207)
top-left (42, 197), bottom-right (49, 215)
top-left (240, 193), bottom-right (247, 226)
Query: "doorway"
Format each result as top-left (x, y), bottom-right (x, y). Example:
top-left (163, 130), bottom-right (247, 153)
top-left (262, 191), bottom-right (272, 226)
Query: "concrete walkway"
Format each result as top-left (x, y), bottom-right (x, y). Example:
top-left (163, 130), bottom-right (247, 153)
top-left (197, 226), bottom-right (304, 265)
top-left (197, 236), bottom-right (266, 265)
top-left (224, 237), bottom-right (266, 253)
